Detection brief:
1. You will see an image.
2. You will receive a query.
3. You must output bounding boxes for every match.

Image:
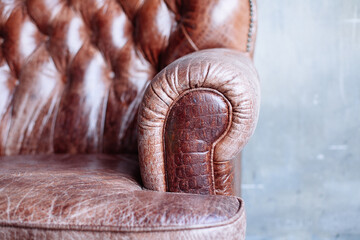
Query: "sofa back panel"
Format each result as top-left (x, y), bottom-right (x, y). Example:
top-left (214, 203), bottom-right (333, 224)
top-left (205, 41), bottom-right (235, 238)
top-left (0, 0), bottom-right (254, 155)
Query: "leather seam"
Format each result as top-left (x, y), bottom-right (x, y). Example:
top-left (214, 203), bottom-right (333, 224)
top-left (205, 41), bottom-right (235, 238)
top-left (180, 25), bottom-right (199, 51)
top-left (209, 91), bottom-right (233, 195)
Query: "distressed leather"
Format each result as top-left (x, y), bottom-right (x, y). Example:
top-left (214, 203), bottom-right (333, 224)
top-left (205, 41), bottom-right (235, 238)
top-left (0, 0), bottom-right (256, 155)
top-left (0, 0), bottom-right (258, 238)
top-left (164, 90), bottom-right (231, 194)
top-left (138, 49), bottom-right (260, 195)
top-left (0, 154), bottom-right (246, 240)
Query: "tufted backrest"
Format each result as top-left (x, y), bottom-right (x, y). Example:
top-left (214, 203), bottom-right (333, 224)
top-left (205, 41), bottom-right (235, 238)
top-left (0, 0), bottom-right (256, 156)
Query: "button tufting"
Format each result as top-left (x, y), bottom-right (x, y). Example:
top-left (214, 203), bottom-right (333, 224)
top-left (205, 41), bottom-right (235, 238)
top-left (0, 0), bottom-right (256, 155)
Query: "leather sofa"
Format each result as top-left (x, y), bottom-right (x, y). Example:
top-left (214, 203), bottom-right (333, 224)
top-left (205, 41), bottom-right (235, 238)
top-left (0, 0), bottom-right (260, 239)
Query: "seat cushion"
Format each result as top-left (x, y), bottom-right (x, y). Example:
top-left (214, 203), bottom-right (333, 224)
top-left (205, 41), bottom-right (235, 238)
top-left (0, 154), bottom-right (246, 239)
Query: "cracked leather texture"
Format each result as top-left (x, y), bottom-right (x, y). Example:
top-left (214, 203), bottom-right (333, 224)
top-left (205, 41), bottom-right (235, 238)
top-left (165, 90), bottom-right (230, 194)
top-left (0, 0), bottom-right (257, 238)
top-left (138, 48), bottom-right (260, 195)
top-left (0, 0), bottom-right (256, 155)
top-left (0, 154), bottom-right (246, 239)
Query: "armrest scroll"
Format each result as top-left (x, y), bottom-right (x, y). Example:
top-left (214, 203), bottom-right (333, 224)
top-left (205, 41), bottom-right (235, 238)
top-left (138, 49), bottom-right (260, 195)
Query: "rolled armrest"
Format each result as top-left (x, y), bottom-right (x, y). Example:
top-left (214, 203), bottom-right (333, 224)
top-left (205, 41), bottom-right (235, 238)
top-left (138, 49), bottom-right (260, 195)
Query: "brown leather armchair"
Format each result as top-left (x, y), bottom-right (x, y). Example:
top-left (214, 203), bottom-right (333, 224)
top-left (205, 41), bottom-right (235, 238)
top-left (0, 0), bottom-right (260, 239)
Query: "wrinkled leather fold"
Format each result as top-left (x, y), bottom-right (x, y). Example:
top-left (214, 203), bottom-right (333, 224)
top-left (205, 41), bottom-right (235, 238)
top-left (0, 0), bottom-right (257, 238)
top-left (0, 0), bottom-right (256, 155)
top-left (138, 49), bottom-right (260, 195)
top-left (0, 154), bottom-right (245, 240)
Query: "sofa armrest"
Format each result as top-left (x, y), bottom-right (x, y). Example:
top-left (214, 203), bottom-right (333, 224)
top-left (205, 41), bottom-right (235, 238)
top-left (138, 49), bottom-right (260, 196)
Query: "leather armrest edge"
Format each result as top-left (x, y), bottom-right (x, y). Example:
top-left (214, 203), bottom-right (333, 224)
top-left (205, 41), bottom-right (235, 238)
top-left (138, 48), bottom-right (260, 195)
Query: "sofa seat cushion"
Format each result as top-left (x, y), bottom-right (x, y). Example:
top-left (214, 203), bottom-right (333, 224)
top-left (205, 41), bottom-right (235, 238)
top-left (0, 154), bottom-right (246, 239)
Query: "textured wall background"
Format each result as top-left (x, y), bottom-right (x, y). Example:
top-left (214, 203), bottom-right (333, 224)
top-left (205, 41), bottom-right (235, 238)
top-left (242, 0), bottom-right (360, 239)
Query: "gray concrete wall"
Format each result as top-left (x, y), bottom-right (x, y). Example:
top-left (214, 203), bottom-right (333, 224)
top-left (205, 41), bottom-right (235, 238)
top-left (242, 0), bottom-right (360, 239)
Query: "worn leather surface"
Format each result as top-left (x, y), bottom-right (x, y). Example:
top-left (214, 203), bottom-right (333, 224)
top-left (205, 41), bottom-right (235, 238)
top-left (138, 48), bottom-right (260, 195)
top-left (0, 154), bottom-right (246, 239)
top-left (0, 0), bottom-right (256, 155)
top-left (165, 90), bottom-right (230, 194)
top-left (0, 0), bottom-right (257, 238)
